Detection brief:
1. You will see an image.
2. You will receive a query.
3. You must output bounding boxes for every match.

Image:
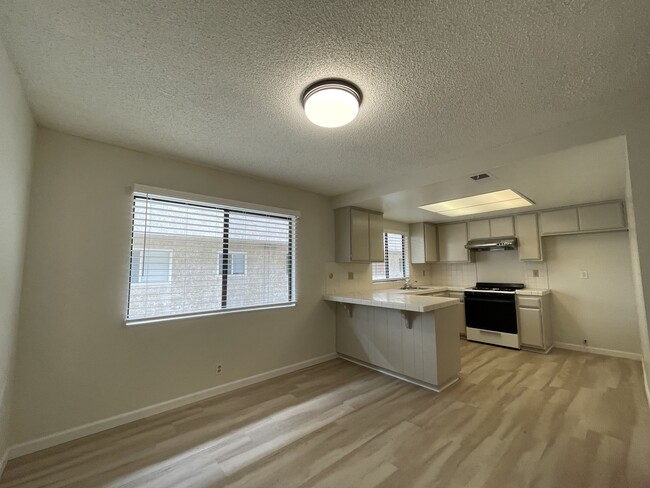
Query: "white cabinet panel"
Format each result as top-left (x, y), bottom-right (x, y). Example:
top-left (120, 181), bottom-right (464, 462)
top-left (515, 213), bottom-right (542, 261)
top-left (540, 208), bottom-right (579, 235)
top-left (519, 307), bottom-right (543, 348)
top-left (490, 217), bottom-right (515, 237)
top-left (438, 223), bottom-right (470, 262)
top-left (335, 207), bottom-right (384, 263)
top-left (410, 222), bottom-right (438, 263)
top-left (468, 220), bottom-right (490, 239)
top-left (350, 208), bottom-right (370, 262)
top-left (368, 212), bottom-right (385, 262)
top-left (448, 291), bottom-right (466, 336)
top-left (517, 294), bottom-right (552, 351)
top-left (424, 223), bottom-right (438, 262)
top-left (578, 202), bottom-right (626, 232)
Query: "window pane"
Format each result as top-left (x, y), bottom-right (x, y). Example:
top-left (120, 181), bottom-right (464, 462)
top-left (141, 250), bottom-right (171, 283)
top-left (372, 232), bottom-right (409, 281)
top-left (127, 192), bottom-right (296, 322)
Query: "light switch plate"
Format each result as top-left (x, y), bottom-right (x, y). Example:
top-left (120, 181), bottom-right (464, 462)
top-left (532, 269), bottom-right (539, 278)
top-left (348, 272), bottom-right (354, 280)
top-left (580, 270), bottom-right (589, 279)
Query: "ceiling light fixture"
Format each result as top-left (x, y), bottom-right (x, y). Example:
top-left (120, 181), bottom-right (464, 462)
top-left (302, 79), bottom-right (361, 128)
top-left (419, 189), bottom-right (534, 217)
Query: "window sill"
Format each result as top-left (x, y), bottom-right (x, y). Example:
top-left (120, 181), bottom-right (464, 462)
top-left (372, 279), bottom-right (408, 284)
top-left (125, 302), bottom-right (296, 326)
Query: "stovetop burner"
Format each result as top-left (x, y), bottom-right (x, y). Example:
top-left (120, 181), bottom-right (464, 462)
top-left (472, 282), bottom-right (525, 292)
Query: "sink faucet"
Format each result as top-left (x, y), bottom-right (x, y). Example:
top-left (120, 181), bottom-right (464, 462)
top-left (400, 279), bottom-right (413, 290)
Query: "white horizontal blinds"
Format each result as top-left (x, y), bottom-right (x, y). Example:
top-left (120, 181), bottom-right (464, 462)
top-left (371, 232), bottom-right (409, 280)
top-left (127, 191), bottom-right (297, 322)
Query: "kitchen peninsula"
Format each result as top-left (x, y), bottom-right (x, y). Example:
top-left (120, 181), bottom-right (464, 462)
top-left (324, 290), bottom-right (463, 391)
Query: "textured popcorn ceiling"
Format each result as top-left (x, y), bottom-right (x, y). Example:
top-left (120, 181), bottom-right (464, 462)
top-left (0, 1), bottom-right (648, 196)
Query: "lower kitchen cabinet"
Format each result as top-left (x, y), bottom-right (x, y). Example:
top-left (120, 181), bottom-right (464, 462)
top-left (517, 294), bottom-right (552, 352)
top-left (448, 291), bottom-right (466, 336)
top-left (336, 303), bottom-right (370, 362)
top-left (334, 303), bottom-right (462, 389)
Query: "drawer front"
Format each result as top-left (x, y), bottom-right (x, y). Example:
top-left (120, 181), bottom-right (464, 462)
top-left (466, 328), bottom-right (520, 349)
top-left (517, 296), bottom-right (541, 309)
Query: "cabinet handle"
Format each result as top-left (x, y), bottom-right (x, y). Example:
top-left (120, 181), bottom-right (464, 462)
top-left (480, 330), bottom-right (502, 336)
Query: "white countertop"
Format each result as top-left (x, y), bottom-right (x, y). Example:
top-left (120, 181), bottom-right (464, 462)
top-left (515, 288), bottom-right (551, 296)
top-left (324, 285), bottom-right (551, 311)
top-left (323, 290), bottom-right (460, 313)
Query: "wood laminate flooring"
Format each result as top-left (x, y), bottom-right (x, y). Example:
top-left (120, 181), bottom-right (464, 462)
top-left (2, 341), bottom-right (649, 487)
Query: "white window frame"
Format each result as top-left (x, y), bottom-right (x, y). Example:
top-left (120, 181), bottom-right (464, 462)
top-left (372, 232), bottom-right (410, 283)
top-left (126, 184), bottom-right (300, 325)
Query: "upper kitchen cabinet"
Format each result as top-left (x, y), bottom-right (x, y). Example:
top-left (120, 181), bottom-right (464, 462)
top-left (335, 206), bottom-right (384, 263)
top-left (578, 202), bottom-right (626, 232)
top-left (468, 220), bottom-right (490, 239)
top-left (540, 201), bottom-right (626, 236)
top-left (490, 217), bottom-right (515, 237)
top-left (410, 222), bottom-right (438, 263)
top-left (438, 222), bottom-right (470, 262)
top-left (515, 213), bottom-right (542, 261)
top-left (468, 217), bottom-right (514, 239)
top-left (540, 208), bottom-right (579, 235)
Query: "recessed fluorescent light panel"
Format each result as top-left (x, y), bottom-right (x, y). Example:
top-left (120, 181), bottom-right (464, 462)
top-left (419, 189), bottom-right (533, 217)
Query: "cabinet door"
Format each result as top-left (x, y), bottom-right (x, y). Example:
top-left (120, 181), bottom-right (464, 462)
top-left (424, 223), bottom-right (438, 262)
top-left (468, 220), bottom-right (490, 239)
top-left (368, 212), bottom-right (384, 262)
top-left (519, 307), bottom-right (544, 348)
top-left (578, 202), bottom-right (626, 232)
top-left (448, 292), bottom-right (466, 336)
top-left (438, 223), bottom-right (469, 262)
top-left (490, 217), bottom-right (514, 237)
top-left (336, 304), bottom-right (370, 361)
top-left (540, 208), bottom-right (579, 235)
top-left (350, 208), bottom-right (370, 261)
top-left (515, 213), bottom-right (542, 261)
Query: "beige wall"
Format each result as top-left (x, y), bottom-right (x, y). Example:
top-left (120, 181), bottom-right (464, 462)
top-left (545, 232), bottom-right (640, 354)
top-left (625, 122), bottom-right (650, 398)
top-left (10, 129), bottom-right (335, 446)
top-left (0, 43), bottom-right (35, 464)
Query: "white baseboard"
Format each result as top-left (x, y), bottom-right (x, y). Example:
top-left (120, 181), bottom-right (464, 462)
top-left (553, 342), bottom-right (642, 361)
top-left (643, 360), bottom-right (650, 409)
top-left (0, 449), bottom-right (8, 478)
top-left (8, 352), bottom-right (337, 460)
top-left (337, 354), bottom-right (457, 393)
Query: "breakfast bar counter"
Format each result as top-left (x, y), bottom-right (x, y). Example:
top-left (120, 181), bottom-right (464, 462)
top-left (325, 291), bottom-right (463, 391)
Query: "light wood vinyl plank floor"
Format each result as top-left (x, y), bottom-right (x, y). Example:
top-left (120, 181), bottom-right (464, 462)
top-left (2, 341), bottom-right (649, 487)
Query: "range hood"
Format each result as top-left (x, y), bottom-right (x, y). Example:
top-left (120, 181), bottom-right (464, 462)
top-left (465, 237), bottom-right (518, 252)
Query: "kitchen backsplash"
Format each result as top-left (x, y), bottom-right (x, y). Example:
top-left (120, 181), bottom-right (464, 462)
top-left (325, 255), bottom-right (549, 295)
top-left (430, 262), bottom-right (477, 287)
top-left (324, 262), bottom-right (433, 295)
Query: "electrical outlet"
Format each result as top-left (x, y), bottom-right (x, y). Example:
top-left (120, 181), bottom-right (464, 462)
top-left (348, 272), bottom-right (354, 280)
top-left (215, 363), bottom-right (223, 375)
top-left (579, 270), bottom-right (589, 279)
top-left (532, 269), bottom-right (539, 278)
top-left (422, 269), bottom-right (426, 276)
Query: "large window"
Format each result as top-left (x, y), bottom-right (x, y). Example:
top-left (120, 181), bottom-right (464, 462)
top-left (126, 186), bottom-right (298, 324)
top-left (372, 232), bottom-right (410, 281)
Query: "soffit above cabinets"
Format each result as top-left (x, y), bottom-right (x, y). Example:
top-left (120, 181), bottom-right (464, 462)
top-left (347, 136), bottom-right (628, 223)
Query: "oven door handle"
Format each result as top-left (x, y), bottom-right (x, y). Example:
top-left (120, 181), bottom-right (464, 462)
top-left (465, 297), bottom-right (515, 305)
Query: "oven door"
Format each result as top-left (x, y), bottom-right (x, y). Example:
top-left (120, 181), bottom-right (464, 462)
top-left (464, 292), bottom-right (518, 334)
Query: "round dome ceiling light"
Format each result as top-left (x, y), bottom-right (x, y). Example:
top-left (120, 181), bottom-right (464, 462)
top-left (302, 80), bottom-right (362, 128)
